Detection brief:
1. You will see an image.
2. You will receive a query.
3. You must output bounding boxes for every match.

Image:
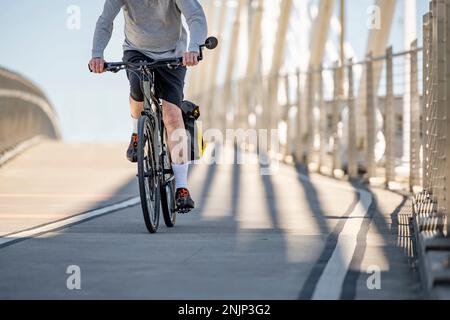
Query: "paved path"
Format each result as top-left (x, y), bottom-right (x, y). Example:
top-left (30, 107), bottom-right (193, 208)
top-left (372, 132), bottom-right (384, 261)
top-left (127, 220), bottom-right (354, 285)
top-left (0, 143), bottom-right (421, 299)
top-left (0, 142), bottom-right (136, 236)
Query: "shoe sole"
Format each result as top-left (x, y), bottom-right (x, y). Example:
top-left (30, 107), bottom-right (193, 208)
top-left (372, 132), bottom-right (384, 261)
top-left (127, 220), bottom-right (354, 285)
top-left (177, 208), bottom-right (194, 214)
top-left (176, 201), bottom-right (195, 214)
top-left (127, 156), bottom-right (138, 163)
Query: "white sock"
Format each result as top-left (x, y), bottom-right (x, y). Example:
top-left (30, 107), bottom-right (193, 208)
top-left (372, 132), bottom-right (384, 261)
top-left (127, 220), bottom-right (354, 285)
top-left (172, 163), bottom-right (189, 190)
top-left (131, 116), bottom-right (138, 134)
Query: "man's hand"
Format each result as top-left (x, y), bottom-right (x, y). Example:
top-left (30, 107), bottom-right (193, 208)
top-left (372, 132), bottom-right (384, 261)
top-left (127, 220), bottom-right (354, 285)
top-left (182, 52), bottom-right (199, 67)
top-left (89, 57), bottom-right (105, 73)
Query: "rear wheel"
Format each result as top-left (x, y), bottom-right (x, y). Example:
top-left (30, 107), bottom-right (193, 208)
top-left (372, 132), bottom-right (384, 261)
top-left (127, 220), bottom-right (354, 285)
top-left (161, 130), bottom-right (177, 228)
top-left (137, 115), bottom-right (160, 234)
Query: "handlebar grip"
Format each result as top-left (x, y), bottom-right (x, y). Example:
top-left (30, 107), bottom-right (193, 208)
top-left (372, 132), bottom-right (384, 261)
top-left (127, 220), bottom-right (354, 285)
top-left (88, 62), bottom-right (108, 73)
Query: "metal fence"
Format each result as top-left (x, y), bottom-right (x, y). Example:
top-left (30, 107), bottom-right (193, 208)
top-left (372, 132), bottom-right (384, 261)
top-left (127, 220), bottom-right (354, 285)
top-left (414, 0), bottom-right (450, 238)
top-left (197, 48), bottom-right (423, 178)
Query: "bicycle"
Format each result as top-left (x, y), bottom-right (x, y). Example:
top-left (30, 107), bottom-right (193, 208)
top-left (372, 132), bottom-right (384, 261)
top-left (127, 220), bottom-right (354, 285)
top-left (90, 37), bottom-right (218, 234)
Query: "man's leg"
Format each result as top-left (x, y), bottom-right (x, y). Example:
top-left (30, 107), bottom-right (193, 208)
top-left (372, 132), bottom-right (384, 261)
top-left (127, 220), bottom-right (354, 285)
top-left (126, 97), bottom-right (144, 163)
top-left (162, 99), bottom-right (189, 183)
top-left (162, 100), bottom-right (195, 211)
top-left (155, 60), bottom-right (193, 211)
top-left (130, 97), bottom-right (143, 124)
top-left (130, 97), bottom-right (143, 133)
top-left (124, 50), bottom-right (148, 163)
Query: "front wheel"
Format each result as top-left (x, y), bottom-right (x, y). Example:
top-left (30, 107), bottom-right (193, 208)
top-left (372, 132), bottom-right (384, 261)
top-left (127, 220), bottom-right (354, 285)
top-left (137, 115), bottom-right (161, 234)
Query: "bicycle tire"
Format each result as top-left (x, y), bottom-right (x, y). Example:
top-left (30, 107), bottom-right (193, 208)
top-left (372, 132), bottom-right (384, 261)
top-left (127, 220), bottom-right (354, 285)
top-left (137, 115), bottom-right (161, 234)
top-left (160, 129), bottom-right (177, 228)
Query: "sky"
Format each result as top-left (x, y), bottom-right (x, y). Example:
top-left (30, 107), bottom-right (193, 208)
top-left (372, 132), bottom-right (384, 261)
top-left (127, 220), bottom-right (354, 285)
top-left (0, 0), bottom-right (429, 142)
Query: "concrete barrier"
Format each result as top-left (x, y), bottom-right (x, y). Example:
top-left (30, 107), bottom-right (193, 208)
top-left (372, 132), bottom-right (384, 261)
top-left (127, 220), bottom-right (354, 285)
top-left (0, 66), bottom-right (61, 158)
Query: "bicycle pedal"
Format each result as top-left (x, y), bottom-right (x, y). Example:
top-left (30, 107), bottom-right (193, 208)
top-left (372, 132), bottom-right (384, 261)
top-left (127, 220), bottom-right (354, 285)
top-left (176, 208), bottom-right (193, 214)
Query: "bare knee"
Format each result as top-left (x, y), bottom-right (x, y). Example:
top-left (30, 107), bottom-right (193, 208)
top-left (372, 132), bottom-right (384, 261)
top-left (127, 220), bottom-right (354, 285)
top-left (162, 101), bottom-right (187, 164)
top-left (162, 101), bottom-right (184, 131)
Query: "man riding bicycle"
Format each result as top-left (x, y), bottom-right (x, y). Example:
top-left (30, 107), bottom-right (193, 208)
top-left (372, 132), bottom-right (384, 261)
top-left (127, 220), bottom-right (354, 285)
top-left (89, 0), bottom-right (207, 212)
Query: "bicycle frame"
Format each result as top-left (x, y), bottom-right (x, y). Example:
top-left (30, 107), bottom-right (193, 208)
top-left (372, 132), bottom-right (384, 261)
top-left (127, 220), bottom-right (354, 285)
top-left (141, 68), bottom-right (165, 180)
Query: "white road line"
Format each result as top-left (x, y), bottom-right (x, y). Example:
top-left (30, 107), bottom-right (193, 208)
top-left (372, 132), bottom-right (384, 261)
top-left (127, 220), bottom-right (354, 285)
top-left (312, 189), bottom-right (373, 300)
top-left (294, 170), bottom-right (374, 299)
top-left (0, 197), bottom-right (140, 247)
top-left (264, 152), bottom-right (374, 299)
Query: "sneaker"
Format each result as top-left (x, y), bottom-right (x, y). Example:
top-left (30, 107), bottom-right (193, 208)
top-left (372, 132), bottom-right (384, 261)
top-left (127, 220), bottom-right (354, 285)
top-left (127, 134), bottom-right (138, 163)
top-left (175, 188), bottom-right (195, 213)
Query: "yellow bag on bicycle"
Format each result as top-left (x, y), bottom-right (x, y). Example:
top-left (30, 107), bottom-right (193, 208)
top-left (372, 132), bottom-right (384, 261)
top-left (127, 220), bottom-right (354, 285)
top-left (180, 101), bottom-right (207, 161)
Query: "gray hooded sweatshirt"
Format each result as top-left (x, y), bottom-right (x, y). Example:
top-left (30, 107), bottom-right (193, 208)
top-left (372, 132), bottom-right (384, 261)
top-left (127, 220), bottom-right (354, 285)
top-left (92, 0), bottom-right (207, 59)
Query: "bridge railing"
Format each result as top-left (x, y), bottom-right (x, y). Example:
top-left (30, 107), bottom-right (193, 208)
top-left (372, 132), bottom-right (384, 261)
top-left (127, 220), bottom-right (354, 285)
top-left (414, 0), bottom-right (450, 239)
top-left (195, 0), bottom-right (450, 240)
top-left (0, 67), bottom-right (60, 163)
top-left (196, 47), bottom-right (424, 183)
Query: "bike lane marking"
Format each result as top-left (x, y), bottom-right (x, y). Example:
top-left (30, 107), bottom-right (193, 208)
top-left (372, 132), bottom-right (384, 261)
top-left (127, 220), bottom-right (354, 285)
top-left (294, 170), bottom-right (374, 299)
top-left (310, 189), bottom-right (373, 300)
top-left (0, 197), bottom-right (140, 249)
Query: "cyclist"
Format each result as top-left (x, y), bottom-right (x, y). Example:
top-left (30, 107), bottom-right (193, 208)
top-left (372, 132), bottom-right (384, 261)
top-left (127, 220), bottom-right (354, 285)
top-left (89, 0), bottom-right (207, 212)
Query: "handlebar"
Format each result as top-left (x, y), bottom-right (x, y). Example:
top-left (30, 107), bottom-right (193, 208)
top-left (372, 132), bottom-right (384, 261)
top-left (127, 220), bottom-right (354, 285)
top-left (103, 58), bottom-right (184, 73)
top-left (89, 36), bottom-right (218, 73)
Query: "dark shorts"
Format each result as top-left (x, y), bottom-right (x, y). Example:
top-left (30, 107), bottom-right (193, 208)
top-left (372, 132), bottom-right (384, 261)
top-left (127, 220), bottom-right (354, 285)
top-left (123, 50), bottom-right (186, 108)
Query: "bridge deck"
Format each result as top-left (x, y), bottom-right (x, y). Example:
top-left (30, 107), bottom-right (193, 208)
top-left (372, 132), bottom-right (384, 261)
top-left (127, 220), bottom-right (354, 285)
top-left (0, 142), bottom-right (421, 299)
top-left (0, 142), bottom-right (136, 236)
